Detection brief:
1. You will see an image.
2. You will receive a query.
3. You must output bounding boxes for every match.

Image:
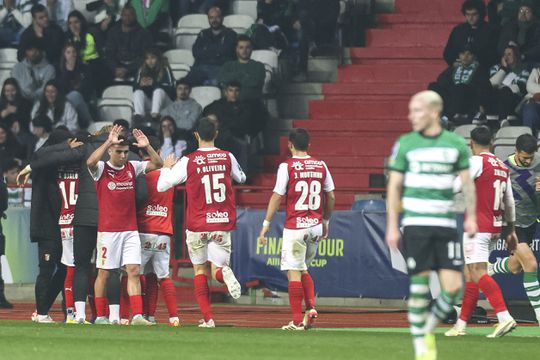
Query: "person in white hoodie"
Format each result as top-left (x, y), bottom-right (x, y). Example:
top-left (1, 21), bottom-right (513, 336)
top-left (0, 0), bottom-right (33, 46)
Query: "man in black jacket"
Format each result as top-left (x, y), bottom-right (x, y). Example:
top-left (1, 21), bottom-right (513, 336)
top-left (0, 171), bottom-right (11, 309)
top-left (498, 1), bottom-right (540, 64)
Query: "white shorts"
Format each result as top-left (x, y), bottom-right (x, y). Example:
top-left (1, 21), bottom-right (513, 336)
top-left (186, 230), bottom-right (231, 267)
top-left (140, 233), bottom-right (171, 279)
top-left (281, 224), bottom-right (322, 271)
top-left (96, 231), bottom-right (141, 269)
top-left (60, 227), bottom-right (74, 267)
top-left (463, 232), bottom-right (499, 264)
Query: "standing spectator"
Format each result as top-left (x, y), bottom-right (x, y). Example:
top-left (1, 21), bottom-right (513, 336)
top-left (132, 48), bottom-right (174, 123)
top-left (39, 0), bottom-right (72, 30)
top-left (0, 162), bottom-right (11, 308)
top-left (218, 35), bottom-right (266, 101)
top-left (31, 80), bottom-right (78, 131)
top-left (255, 0), bottom-right (294, 50)
top-left (158, 116), bottom-right (186, 159)
top-left (488, 44), bottom-right (529, 126)
top-left (0, 78), bottom-right (32, 133)
top-left (57, 44), bottom-right (93, 129)
top-left (30, 114), bottom-right (51, 152)
top-left (17, 4), bottom-right (65, 65)
top-left (130, 0), bottom-right (169, 40)
top-left (520, 64), bottom-right (540, 133)
top-left (0, 122), bottom-right (25, 163)
top-left (11, 38), bottom-right (55, 101)
top-left (160, 78), bottom-right (202, 130)
top-left (104, 4), bottom-right (152, 83)
top-left (0, 0), bottom-right (34, 46)
top-left (186, 6), bottom-right (236, 86)
top-left (498, 1), bottom-right (540, 64)
top-left (444, 0), bottom-right (499, 69)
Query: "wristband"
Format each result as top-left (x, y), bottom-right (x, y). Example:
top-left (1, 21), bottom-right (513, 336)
top-left (323, 219), bottom-right (330, 226)
top-left (263, 220), bottom-right (271, 227)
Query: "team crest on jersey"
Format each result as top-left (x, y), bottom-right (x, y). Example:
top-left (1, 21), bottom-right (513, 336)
top-left (292, 161), bottom-right (304, 171)
top-left (107, 181), bottom-right (116, 190)
top-left (127, 171), bottom-right (133, 179)
top-left (194, 155), bottom-right (206, 165)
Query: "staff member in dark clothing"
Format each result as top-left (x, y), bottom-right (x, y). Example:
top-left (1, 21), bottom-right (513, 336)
top-left (0, 171), bottom-right (12, 309)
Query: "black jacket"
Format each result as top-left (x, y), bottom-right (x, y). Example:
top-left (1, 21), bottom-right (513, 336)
top-left (192, 27), bottom-right (237, 66)
top-left (203, 98), bottom-right (267, 137)
top-left (444, 21), bottom-right (499, 68)
top-left (498, 20), bottom-right (540, 63)
top-left (18, 24), bottom-right (66, 65)
top-left (104, 23), bottom-right (153, 74)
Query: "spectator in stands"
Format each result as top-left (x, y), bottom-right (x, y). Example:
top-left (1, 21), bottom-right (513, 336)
top-left (498, 1), bottom-right (540, 64)
top-left (57, 44), bottom-right (93, 129)
top-left (39, 0), bottom-right (72, 30)
top-left (0, 122), bottom-right (25, 163)
top-left (254, 0), bottom-right (293, 50)
top-left (31, 80), bottom-right (78, 131)
top-left (218, 35), bottom-right (266, 101)
top-left (489, 44), bottom-right (529, 126)
top-left (158, 116), bottom-right (186, 159)
top-left (3, 158), bottom-right (21, 206)
top-left (87, 0), bottom-right (128, 52)
top-left (429, 46), bottom-right (490, 125)
top-left (160, 78), bottom-right (202, 130)
top-left (186, 6), bottom-right (236, 86)
top-left (488, 0), bottom-right (523, 26)
top-left (104, 4), bottom-right (152, 83)
top-left (132, 48), bottom-right (175, 124)
top-left (17, 4), bottom-right (65, 65)
top-left (520, 64), bottom-right (540, 133)
top-left (0, 0), bottom-right (34, 46)
top-left (131, 0), bottom-right (169, 40)
top-left (11, 38), bottom-right (55, 101)
top-left (0, 164), bottom-right (11, 309)
top-left (0, 77), bottom-right (32, 134)
top-left (444, 0), bottom-right (499, 69)
top-left (29, 113), bottom-right (51, 152)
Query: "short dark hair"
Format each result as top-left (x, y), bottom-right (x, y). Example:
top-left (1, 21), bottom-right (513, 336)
top-left (237, 34), bottom-right (252, 45)
top-left (516, 134), bottom-right (537, 154)
top-left (24, 38), bottom-right (43, 52)
top-left (31, 114), bottom-right (53, 133)
top-left (113, 119), bottom-right (130, 130)
top-left (226, 80), bottom-right (241, 89)
top-left (470, 126), bottom-right (492, 146)
top-left (31, 4), bottom-right (47, 17)
top-left (48, 128), bottom-right (73, 145)
top-left (115, 135), bottom-right (130, 147)
top-left (461, 0), bottom-right (485, 19)
top-left (176, 78), bottom-right (191, 88)
top-left (289, 128), bottom-right (310, 151)
top-left (196, 117), bottom-right (217, 141)
top-left (2, 158), bottom-right (19, 173)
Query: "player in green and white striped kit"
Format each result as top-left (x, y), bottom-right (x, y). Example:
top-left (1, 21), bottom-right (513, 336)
top-left (490, 134), bottom-right (540, 324)
top-left (386, 91), bottom-right (478, 360)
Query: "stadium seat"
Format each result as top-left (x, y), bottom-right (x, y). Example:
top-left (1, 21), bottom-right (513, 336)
top-left (223, 14), bottom-right (254, 34)
top-left (101, 85), bottom-right (133, 100)
top-left (175, 14), bottom-right (208, 49)
top-left (98, 102), bottom-right (133, 123)
top-left (251, 50), bottom-right (279, 94)
top-left (72, 0), bottom-right (97, 22)
top-left (495, 126), bottom-right (531, 139)
top-left (0, 69), bottom-right (11, 85)
top-left (453, 124), bottom-right (477, 140)
top-left (164, 49), bottom-right (195, 73)
top-left (351, 199), bottom-right (386, 212)
top-left (0, 48), bottom-right (17, 64)
top-left (494, 145), bottom-right (514, 160)
top-left (190, 86), bottom-right (222, 109)
top-left (88, 121), bottom-right (113, 134)
top-left (230, 0), bottom-right (257, 19)
top-left (493, 137), bottom-right (515, 147)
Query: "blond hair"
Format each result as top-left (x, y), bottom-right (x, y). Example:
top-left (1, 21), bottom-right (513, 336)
top-left (412, 90), bottom-right (444, 113)
top-left (94, 125), bottom-right (113, 136)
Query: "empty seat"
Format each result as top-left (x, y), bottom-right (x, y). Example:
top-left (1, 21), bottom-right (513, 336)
top-left (101, 85), bottom-right (134, 100)
top-left (72, 0), bottom-right (98, 22)
top-left (98, 105), bottom-right (133, 123)
top-left (88, 121), bottom-right (114, 134)
top-left (223, 14), bottom-right (254, 34)
top-left (494, 145), bottom-right (514, 160)
top-left (495, 126), bottom-right (531, 139)
top-left (231, 0), bottom-right (258, 19)
top-left (0, 48), bottom-right (17, 64)
top-left (164, 49), bottom-right (195, 71)
top-left (453, 124), bottom-right (477, 139)
top-left (175, 14), bottom-right (208, 49)
top-left (251, 50), bottom-right (279, 93)
top-left (190, 86), bottom-right (222, 109)
top-left (176, 14), bottom-right (208, 29)
top-left (171, 68), bottom-right (189, 80)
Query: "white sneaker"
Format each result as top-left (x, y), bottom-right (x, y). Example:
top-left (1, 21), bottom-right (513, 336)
top-left (120, 318), bottom-right (130, 325)
top-left (31, 311), bottom-right (38, 322)
top-left (35, 315), bottom-right (55, 324)
top-left (131, 314), bottom-right (154, 326)
top-left (222, 266), bottom-right (241, 299)
top-left (487, 318), bottom-right (517, 338)
top-left (281, 321), bottom-right (305, 331)
top-left (198, 319), bottom-right (216, 328)
top-left (487, 262), bottom-right (495, 276)
top-left (169, 317), bottom-right (181, 327)
top-left (444, 326), bottom-right (466, 336)
top-left (303, 308), bottom-right (318, 330)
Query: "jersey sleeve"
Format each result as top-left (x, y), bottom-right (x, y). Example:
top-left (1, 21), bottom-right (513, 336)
top-left (469, 156), bottom-right (483, 179)
top-left (387, 138), bottom-right (407, 173)
top-left (455, 138), bottom-right (470, 171)
top-left (273, 163), bottom-right (289, 195)
top-left (130, 160), bottom-right (149, 176)
top-left (504, 176), bottom-right (516, 223)
top-left (323, 161), bottom-right (335, 192)
top-left (88, 161), bottom-right (105, 181)
top-left (157, 156), bottom-right (189, 192)
top-left (228, 153), bottom-right (246, 184)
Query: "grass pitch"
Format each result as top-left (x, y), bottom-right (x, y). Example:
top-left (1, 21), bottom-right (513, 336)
top-left (0, 321), bottom-right (539, 360)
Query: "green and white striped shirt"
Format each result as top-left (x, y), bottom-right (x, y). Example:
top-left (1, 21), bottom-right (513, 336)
top-left (388, 130), bottom-right (470, 228)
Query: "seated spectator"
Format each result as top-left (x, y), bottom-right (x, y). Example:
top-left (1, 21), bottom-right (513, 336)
top-left (218, 35), bottom-right (266, 101)
top-left (31, 80), bottom-right (78, 131)
top-left (488, 44), bottom-right (529, 126)
top-left (186, 6), bottom-right (236, 86)
top-left (520, 63), bottom-right (540, 133)
top-left (160, 78), bottom-right (202, 130)
top-left (57, 44), bottom-right (93, 129)
top-left (488, 0), bottom-right (523, 26)
top-left (11, 38), bottom-right (55, 101)
top-left (104, 4), bottom-right (152, 83)
top-left (131, 0), bottom-right (169, 40)
top-left (132, 48), bottom-right (174, 123)
top-left (29, 113), bottom-right (51, 152)
top-left (0, 0), bottom-right (33, 46)
top-left (498, 1), bottom-right (540, 64)
top-left (254, 0), bottom-right (293, 49)
top-left (0, 78), bottom-right (32, 134)
top-left (428, 46), bottom-right (490, 125)
top-left (39, 0), bottom-right (72, 30)
top-left (0, 122), bottom-right (25, 163)
top-left (444, 0), bottom-right (499, 69)
top-left (17, 4), bottom-right (65, 65)
top-left (87, 0), bottom-right (128, 51)
top-left (112, 118), bottom-right (129, 136)
top-left (3, 158), bottom-right (22, 204)
top-left (158, 116), bottom-right (186, 159)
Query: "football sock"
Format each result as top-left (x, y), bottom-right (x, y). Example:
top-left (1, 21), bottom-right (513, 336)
top-left (301, 273), bottom-right (315, 310)
top-left (130, 295), bottom-right (143, 316)
top-left (214, 268), bottom-right (224, 283)
top-left (524, 272), bottom-right (540, 319)
top-left (146, 274), bottom-right (159, 317)
top-left (492, 257), bottom-right (510, 274)
top-left (408, 276), bottom-right (430, 355)
top-left (64, 266), bottom-right (75, 310)
top-left (424, 289), bottom-right (458, 334)
top-left (457, 282), bottom-right (479, 328)
top-left (109, 304), bottom-right (120, 322)
top-left (75, 301), bottom-right (86, 321)
top-left (95, 297), bottom-right (107, 318)
top-left (160, 278), bottom-right (178, 318)
top-left (105, 298), bottom-right (110, 317)
top-left (478, 274), bottom-right (510, 322)
top-left (194, 274), bottom-right (213, 322)
top-left (120, 276), bottom-right (130, 319)
top-left (140, 275), bottom-right (147, 316)
top-left (88, 274), bottom-right (96, 319)
top-left (288, 281), bottom-right (304, 325)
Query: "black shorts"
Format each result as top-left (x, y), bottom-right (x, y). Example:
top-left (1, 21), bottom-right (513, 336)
top-left (403, 226), bottom-right (463, 275)
top-left (515, 224), bottom-right (537, 245)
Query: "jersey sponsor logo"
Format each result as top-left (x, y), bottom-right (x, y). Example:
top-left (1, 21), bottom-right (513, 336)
top-left (409, 161), bottom-right (453, 174)
top-left (194, 155), bottom-right (206, 165)
top-left (207, 153), bottom-right (227, 159)
top-left (146, 204), bottom-right (168, 217)
top-left (59, 213), bottom-right (74, 225)
top-left (292, 161), bottom-right (304, 171)
top-left (107, 181), bottom-right (134, 191)
top-left (296, 216), bottom-right (320, 228)
top-left (206, 210), bottom-right (230, 223)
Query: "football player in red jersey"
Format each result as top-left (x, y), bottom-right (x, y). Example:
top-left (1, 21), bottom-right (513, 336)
top-left (87, 125), bottom-right (162, 325)
top-left (258, 128), bottom-right (335, 330)
top-left (157, 117), bottom-right (246, 328)
top-left (447, 126), bottom-right (518, 338)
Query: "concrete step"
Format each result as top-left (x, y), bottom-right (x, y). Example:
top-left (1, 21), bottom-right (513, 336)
top-left (394, 0), bottom-right (462, 14)
top-left (336, 63), bottom-right (444, 83)
top-left (378, 13), bottom-right (462, 25)
top-left (349, 47), bottom-right (444, 65)
top-left (365, 27), bottom-right (451, 47)
top-left (264, 154), bottom-right (387, 170)
top-left (278, 135), bottom-right (398, 156)
top-left (322, 82), bottom-right (427, 96)
top-left (309, 100), bottom-right (409, 119)
top-left (293, 119), bottom-right (410, 132)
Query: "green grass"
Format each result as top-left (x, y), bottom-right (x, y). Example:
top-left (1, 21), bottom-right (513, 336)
top-left (0, 321), bottom-right (539, 360)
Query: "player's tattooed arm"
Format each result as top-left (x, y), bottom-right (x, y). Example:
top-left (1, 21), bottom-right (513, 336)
top-left (385, 171), bottom-right (404, 249)
top-left (459, 169), bottom-right (478, 238)
top-left (258, 192), bottom-right (283, 245)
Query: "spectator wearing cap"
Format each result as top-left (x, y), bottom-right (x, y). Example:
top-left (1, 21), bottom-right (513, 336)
top-left (30, 113), bottom-right (52, 153)
top-left (186, 6), bottom-right (237, 86)
top-left (160, 78), bottom-right (202, 131)
top-left (498, 1), bottom-right (540, 64)
top-left (444, 0), bottom-right (499, 68)
top-left (17, 4), bottom-right (65, 65)
top-left (0, 0), bottom-right (34, 46)
top-left (11, 38), bottom-right (56, 101)
top-left (218, 35), bottom-right (266, 101)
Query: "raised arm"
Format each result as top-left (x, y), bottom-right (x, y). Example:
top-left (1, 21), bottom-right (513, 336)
top-left (87, 124), bottom-right (122, 172)
top-left (157, 156), bottom-right (188, 192)
top-left (132, 128), bottom-right (163, 172)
